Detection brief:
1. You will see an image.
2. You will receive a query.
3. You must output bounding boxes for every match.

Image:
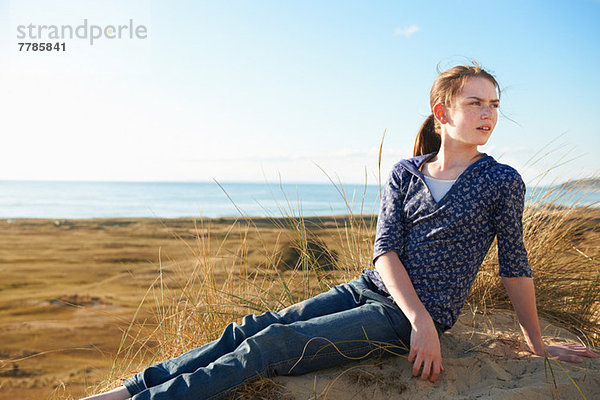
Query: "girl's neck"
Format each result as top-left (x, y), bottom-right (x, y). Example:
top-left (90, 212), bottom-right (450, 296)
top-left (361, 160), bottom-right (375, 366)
top-left (423, 143), bottom-right (483, 179)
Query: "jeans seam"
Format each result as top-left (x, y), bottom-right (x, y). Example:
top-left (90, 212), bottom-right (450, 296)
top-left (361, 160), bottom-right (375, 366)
top-left (271, 342), bottom-right (376, 371)
top-left (207, 343), bottom-right (377, 399)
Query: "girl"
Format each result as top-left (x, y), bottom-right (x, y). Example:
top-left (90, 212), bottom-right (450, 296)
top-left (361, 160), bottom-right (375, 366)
top-left (84, 64), bottom-right (597, 400)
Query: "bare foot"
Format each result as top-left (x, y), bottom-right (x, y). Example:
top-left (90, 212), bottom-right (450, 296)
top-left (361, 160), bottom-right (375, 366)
top-left (80, 385), bottom-right (130, 400)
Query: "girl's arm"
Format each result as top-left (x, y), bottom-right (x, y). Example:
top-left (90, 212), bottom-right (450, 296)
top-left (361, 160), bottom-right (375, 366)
top-left (375, 250), bottom-right (444, 382)
top-left (501, 276), bottom-right (598, 361)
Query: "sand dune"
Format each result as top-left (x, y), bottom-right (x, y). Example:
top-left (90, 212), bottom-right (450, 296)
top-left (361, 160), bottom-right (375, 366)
top-left (274, 310), bottom-right (600, 399)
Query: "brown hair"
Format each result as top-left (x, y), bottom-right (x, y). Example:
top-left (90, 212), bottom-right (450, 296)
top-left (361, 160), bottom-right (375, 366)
top-left (412, 63), bottom-right (500, 157)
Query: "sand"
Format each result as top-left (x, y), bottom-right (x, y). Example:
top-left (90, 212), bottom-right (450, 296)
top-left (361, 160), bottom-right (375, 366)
top-left (274, 310), bottom-right (600, 399)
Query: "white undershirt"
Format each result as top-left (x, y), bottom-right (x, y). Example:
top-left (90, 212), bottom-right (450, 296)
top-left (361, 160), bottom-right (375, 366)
top-left (423, 175), bottom-right (456, 202)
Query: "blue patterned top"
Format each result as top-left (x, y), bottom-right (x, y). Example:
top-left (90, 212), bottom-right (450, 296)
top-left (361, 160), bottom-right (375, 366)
top-left (367, 152), bottom-right (532, 329)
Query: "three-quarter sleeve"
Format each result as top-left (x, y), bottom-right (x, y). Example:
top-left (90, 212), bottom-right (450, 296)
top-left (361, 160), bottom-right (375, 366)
top-left (372, 168), bottom-right (406, 265)
top-left (493, 172), bottom-right (532, 277)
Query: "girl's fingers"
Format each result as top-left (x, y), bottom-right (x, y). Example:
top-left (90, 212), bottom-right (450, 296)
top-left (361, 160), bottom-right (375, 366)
top-left (565, 343), bottom-right (587, 351)
top-left (573, 348), bottom-right (598, 358)
top-left (552, 343), bottom-right (598, 358)
top-left (407, 349), bottom-right (417, 363)
top-left (420, 359), bottom-right (432, 380)
top-left (568, 344), bottom-right (599, 357)
top-left (429, 361), bottom-right (442, 382)
top-left (586, 349), bottom-right (599, 358)
top-left (412, 355), bottom-right (423, 377)
top-left (575, 347), bottom-right (596, 355)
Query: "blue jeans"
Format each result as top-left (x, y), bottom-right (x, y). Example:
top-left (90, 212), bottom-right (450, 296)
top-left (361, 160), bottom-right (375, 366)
top-left (123, 272), bottom-right (446, 399)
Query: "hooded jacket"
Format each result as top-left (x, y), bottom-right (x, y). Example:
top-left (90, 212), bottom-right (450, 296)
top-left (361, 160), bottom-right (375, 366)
top-left (368, 152), bottom-right (531, 329)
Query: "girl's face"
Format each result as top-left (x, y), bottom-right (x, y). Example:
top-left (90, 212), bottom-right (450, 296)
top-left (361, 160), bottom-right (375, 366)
top-left (441, 77), bottom-right (499, 149)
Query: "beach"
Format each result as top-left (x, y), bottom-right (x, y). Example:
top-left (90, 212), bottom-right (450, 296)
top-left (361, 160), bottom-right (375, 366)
top-left (0, 212), bottom-right (598, 399)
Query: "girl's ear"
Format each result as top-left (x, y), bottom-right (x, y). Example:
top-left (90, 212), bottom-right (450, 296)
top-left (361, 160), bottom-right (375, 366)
top-left (433, 104), bottom-right (447, 124)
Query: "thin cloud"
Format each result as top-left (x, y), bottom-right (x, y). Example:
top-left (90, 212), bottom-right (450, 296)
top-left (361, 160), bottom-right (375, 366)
top-left (192, 149), bottom-right (373, 163)
top-left (394, 24), bottom-right (420, 37)
top-left (185, 147), bottom-right (409, 163)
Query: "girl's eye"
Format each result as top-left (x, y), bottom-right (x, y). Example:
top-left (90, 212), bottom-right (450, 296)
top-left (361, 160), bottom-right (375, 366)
top-left (492, 104), bottom-right (499, 108)
top-left (470, 101), bottom-right (480, 106)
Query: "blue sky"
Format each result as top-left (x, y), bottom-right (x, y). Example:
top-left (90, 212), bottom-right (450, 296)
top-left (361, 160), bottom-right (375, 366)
top-left (1, 0), bottom-right (599, 185)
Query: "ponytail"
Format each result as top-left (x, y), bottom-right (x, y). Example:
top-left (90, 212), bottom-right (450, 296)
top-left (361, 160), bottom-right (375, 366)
top-left (413, 114), bottom-right (440, 157)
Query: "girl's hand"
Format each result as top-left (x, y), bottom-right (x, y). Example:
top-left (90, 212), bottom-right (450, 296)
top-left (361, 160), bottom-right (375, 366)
top-left (407, 317), bottom-right (444, 382)
top-left (544, 342), bottom-right (598, 363)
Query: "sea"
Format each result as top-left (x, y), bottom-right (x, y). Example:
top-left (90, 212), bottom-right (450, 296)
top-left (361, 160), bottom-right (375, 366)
top-left (0, 181), bottom-right (598, 219)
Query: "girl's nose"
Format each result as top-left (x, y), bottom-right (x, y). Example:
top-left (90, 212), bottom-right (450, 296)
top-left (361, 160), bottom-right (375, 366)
top-left (481, 105), bottom-right (493, 118)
